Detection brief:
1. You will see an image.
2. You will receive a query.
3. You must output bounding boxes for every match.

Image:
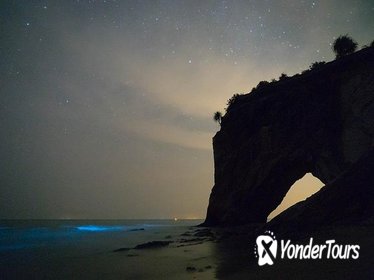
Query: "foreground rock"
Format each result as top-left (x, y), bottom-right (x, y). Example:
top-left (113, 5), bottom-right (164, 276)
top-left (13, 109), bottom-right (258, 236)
top-left (134, 240), bottom-right (172, 249)
top-left (129, 228), bottom-right (144, 232)
top-left (114, 241), bottom-right (172, 252)
top-left (203, 47), bottom-right (374, 226)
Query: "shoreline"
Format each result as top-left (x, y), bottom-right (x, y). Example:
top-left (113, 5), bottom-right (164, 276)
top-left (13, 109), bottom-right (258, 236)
top-left (108, 222), bottom-right (374, 279)
top-left (1, 220), bottom-right (373, 279)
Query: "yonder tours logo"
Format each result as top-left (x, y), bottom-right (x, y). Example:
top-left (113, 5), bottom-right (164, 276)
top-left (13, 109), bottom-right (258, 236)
top-left (254, 231), bottom-right (360, 266)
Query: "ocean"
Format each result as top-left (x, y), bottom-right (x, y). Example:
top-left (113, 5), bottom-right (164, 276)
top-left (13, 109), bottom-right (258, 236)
top-left (0, 219), bottom-right (209, 279)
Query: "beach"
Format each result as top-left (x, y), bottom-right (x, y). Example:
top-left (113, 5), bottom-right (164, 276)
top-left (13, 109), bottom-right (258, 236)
top-left (1, 219), bottom-right (373, 279)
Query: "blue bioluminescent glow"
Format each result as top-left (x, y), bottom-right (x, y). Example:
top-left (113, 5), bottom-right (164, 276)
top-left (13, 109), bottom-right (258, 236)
top-left (76, 225), bottom-right (126, 232)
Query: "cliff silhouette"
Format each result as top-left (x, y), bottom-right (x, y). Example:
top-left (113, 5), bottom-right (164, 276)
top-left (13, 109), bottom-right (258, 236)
top-left (203, 47), bottom-right (374, 228)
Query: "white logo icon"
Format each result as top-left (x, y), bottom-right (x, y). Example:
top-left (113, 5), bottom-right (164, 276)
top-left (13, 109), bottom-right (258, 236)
top-left (255, 231), bottom-right (277, 266)
top-left (254, 231), bottom-right (360, 265)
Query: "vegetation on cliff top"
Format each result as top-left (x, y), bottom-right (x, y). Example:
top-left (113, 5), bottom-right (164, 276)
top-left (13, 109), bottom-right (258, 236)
top-left (213, 111), bottom-right (222, 125)
top-left (213, 35), bottom-right (373, 124)
top-left (332, 35), bottom-right (358, 58)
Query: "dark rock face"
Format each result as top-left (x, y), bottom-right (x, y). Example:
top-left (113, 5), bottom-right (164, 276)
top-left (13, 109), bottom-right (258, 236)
top-left (204, 48), bottom-right (374, 226)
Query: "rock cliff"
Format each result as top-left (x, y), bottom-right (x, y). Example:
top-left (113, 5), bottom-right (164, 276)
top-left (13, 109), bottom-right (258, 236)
top-left (203, 47), bottom-right (374, 226)
top-left (267, 148), bottom-right (374, 235)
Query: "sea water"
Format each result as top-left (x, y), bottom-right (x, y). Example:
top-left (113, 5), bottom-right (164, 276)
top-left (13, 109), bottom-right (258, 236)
top-left (0, 219), bottom-right (202, 279)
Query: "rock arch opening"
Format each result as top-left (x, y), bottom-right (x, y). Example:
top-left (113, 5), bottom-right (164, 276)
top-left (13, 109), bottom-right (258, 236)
top-left (267, 173), bottom-right (324, 221)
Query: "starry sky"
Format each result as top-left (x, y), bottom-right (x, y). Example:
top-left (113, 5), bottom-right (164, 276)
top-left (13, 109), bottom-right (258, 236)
top-left (0, 0), bottom-right (373, 219)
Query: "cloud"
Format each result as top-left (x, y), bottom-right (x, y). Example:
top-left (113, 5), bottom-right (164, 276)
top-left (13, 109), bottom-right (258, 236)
top-left (125, 119), bottom-right (213, 150)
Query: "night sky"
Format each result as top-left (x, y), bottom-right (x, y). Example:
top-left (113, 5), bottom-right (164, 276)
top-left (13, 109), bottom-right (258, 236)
top-left (1, 1), bottom-right (373, 219)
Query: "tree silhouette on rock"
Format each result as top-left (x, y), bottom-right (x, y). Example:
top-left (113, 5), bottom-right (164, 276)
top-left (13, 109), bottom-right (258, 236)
top-left (226, 94), bottom-right (240, 112)
top-left (279, 73), bottom-right (288, 81)
top-left (309, 61), bottom-right (325, 70)
top-left (213, 111), bottom-right (222, 125)
top-left (332, 35), bottom-right (358, 58)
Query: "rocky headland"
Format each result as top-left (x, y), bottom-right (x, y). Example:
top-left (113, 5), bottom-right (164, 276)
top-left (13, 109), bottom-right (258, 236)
top-left (203, 47), bottom-right (374, 229)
